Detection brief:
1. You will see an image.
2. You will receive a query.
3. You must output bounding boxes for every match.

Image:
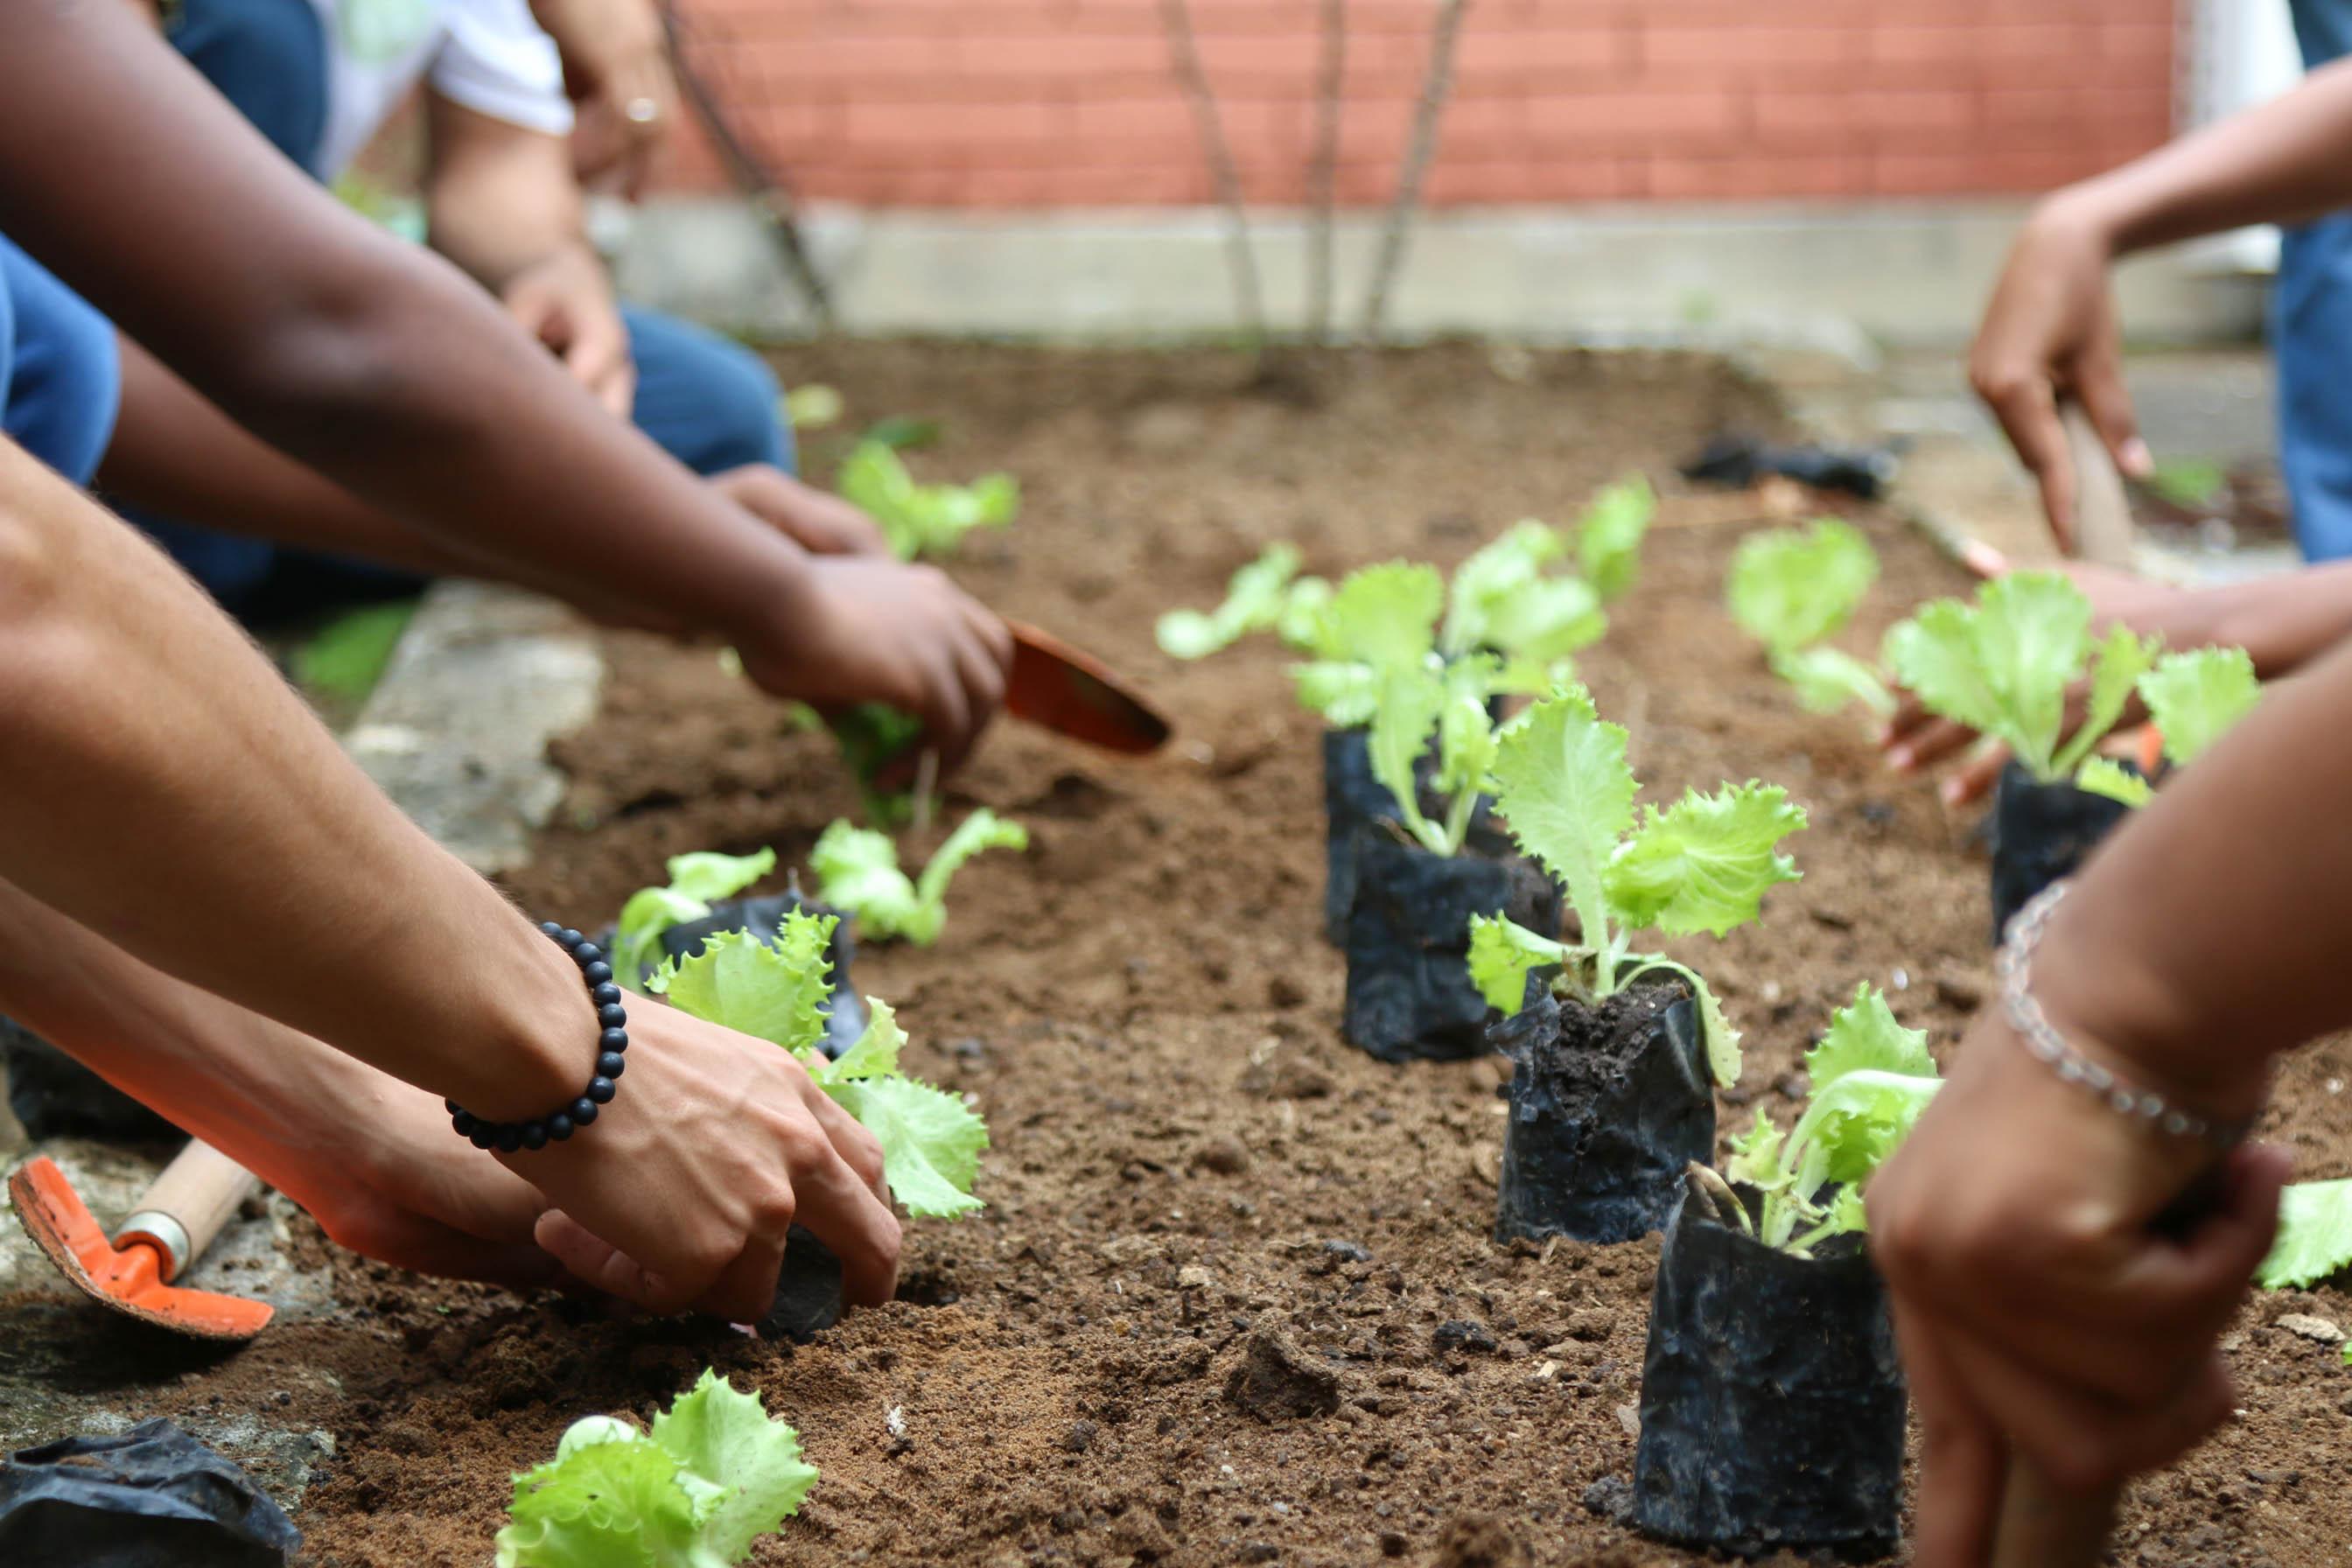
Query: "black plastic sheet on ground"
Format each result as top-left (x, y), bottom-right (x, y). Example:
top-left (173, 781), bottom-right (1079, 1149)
top-left (0, 1419), bottom-right (300, 1567)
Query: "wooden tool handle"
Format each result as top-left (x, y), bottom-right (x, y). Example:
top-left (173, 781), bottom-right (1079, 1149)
top-left (1991, 1463), bottom-right (2119, 1568)
top-left (116, 1140), bottom-right (258, 1284)
top-left (2062, 403), bottom-right (2137, 570)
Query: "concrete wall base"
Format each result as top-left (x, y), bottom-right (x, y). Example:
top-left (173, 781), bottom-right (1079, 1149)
top-left (609, 200), bottom-right (2269, 353)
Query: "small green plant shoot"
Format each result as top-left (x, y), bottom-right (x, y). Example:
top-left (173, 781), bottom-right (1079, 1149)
top-left (829, 703), bottom-right (931, 828)
top-left (1715, 984), bottom-right (1942, 1255)
top-left (1154, 543), bottom-right (1331, 661)
top-left (2261, 1179), bottom-right (2352, 1292)
top-left (1724, 518), bottom-right (1894, 719)
top-left (809, 809), bottom-right (1029, 947)
top-left (1884, 571), bottom-right (2163, 787)
top-left (2076, 647), bottom-right (2263, 808)
top-left (649, 909), bottom-right (988, 1217)
top-left (1466, 685), bottom-right (1806, 1084)
top-left (836, 439), bottom-right (1019, 561)
top-left (495, 1369), bottom-right (818, 1568)
top-left (612, 848), bottom-right (779, 992)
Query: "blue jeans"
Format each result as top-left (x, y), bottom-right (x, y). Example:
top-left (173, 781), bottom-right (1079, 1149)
top-left (2280, 1), bottom-right (2352, 559)
top-left (0, 234), bottom-right (121, 486)
top-left (145, 0), bottom-right (795, 614)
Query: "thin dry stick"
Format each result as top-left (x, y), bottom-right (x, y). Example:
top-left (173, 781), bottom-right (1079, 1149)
top-left (1361, 0), bottom-right (1471, 342)
top-left (658, 1), bottom-right (836, 331)
top-left (1159, 0), bottom-right (1268, 343)
top-left (1305, 0), bottom-right (1349, 344)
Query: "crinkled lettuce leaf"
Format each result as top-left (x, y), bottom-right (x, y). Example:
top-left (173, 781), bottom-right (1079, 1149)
top-left (1578, 477), bottom-right (1656, 603)
top-left (496, 1371), bottom-right (816, 1568)
top-left (1604, 783), bottom-right (1806, 939)
top-left (1157, 544), bottom-right (1304, 661)
top-left (836, 440), bottom-right (1018, 560)
top-left (646, 915), bottom-right (834, 1054)
top-left (2074, 756), bottom-right (2154, 808)
top-left (2142, 646), bottom-right (2262, 768)
top-left (1488, 684), bottom-right (1635, 957)
top-left (612, 848), bottom-right (777, 990)
top-left (802, 1000), bottom-right (988, 1219)
top-left (809, 810), bottom-right (1027, 947)
top-left (1884, 572), bottom-right (2101, 780)
top-left (1726, 518), bottom-right (1878, 656)
top-left (1769, 646), bottom-right (1895, 718)
top-left (2261, 1180), bottom-right (2352, 1290)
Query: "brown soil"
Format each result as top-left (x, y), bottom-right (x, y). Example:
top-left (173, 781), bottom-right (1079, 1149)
top-left (64, 345), bottom-right (2352, 1566)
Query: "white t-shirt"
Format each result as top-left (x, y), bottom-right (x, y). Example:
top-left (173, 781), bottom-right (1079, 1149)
top-left (309, 0), bottom-right (574, 178)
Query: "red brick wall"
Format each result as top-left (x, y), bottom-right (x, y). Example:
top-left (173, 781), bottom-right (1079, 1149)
top-left (658, 0), bottom-right (2177, 208)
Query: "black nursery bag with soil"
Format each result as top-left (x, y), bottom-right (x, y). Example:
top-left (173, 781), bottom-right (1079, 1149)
top-left (1987, 760), bottom-right (2133, 941)
top-left (1632, 1192), bottom-right (1907, 1559)
top-left (1341, 831), bottom-right (1559, 1063)
top-left (1491, 975), bottom-right (1713, 1244)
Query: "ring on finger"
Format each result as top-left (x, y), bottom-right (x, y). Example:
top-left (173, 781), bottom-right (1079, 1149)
top-left (624, 95), bottom-right (663, 126)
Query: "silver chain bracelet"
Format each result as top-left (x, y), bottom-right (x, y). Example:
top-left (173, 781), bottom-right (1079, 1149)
top-left (1997, 881), bottom-right (2258, 1150)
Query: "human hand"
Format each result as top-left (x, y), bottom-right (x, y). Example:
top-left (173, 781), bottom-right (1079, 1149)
top-left (509, 998), bottom-right (901, 1321)
top-left (536, 0), bottom-right (676, 198)
top-left (1970, 192), bottom-right (2153, 552)
top-left (1868, 1008), bottom-right (2284, 1568)
top-left (503, 247), bottom-right (635, 418)
top-left (736, 556), bottom-right (1012, 773)
top-left (711, 464), bottom-right (892, 558)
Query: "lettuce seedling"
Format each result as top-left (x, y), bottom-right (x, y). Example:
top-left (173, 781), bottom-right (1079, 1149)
top-left (1359, 654), bottom-right (1510, 856)
top-left (495, 1369), bottom-right (818, 1568)
top-left (612, 849), bottom-right (779, 993)
top-left (2076, 646), bottom-right (2262, 808)
top-left (836, 439), bottom-right (1018, 561)
top-left (808, 809), bottom-right (1029, 947)
top-left (1467, 685), bottom-right (1806, 1084)
top-left (829, 703), bottom-right (931, 828)
top-left (1156, 543), bottom-right (1334, 660)
top-left (1725, 519), bottom-right (1894, 719)
top-left (649, 909), bottom-right (987, 1216)
top-left (2261, 1180), bottom-right (2352, 1290)
top-left (1717, 984), bottom-right (1942, 1254)
top-left (1289, 561), bottom-right (1448, 725)
top-left (1884, 571), bottom-right (2163, 786)
top-left (1576, 475), bottom-right (1656, 605)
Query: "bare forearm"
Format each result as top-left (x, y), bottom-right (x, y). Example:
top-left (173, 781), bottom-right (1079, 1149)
top-left (2038, 635), bottom-right (2352, 1103)
top-left (2062, 56), bottom-right (2352, 256)
top-left (0, 440), bottom-right (584, 1121)
top-left (2188, 564), bottom-right (2352, 680)
top-left (0, 0), bottom-right (804, 649)
top-left (424, 97), bottom-right (591, 291)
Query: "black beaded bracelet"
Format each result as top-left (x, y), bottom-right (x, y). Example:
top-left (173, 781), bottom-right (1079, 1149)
top-left (446, 922), bottom-right (629, 1153)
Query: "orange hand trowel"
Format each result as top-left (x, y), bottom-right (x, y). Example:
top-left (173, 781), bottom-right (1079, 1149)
top-left (8, 1140), bottom-right (273, 1340)
top-left (1006, 620), bottom-right (1171, 755)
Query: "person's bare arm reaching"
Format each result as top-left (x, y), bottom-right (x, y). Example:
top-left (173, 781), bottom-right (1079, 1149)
top-left (0, 434), bottom-right (900, 1319)
top-left (1865, 637), bottom-right (2352, 1563)
top-left (1972, 55), bottom-right (2352, 544)
top-left (0, 0), bottom-right (1002, 765)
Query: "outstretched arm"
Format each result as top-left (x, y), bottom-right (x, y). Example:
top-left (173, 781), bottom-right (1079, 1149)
top-left (1972, 55), bottom-right (2352, 543)
top-left (1870, 637), bottom-right (2352, 1563)
top-left (0, 437), bottom-right (900, 1319)
top-left (0, 0), bottom-right (1004, 760)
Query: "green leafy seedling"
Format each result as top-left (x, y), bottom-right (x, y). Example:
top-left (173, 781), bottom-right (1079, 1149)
top-left (1466, 685), bottom-right (1806, 1086)
top-left (836, 440), bottom-right (1017, 560)
top-left (1719, 984), bottom-right (1942, 1255)
top-left (808, 809), bottom-right (1029, 947)
top-left (2075, 646), bottom-right (2264, 808)
top-left (612, 848), bottom-right (778, 993)
top-left (648, 909), bottom-right (988, 1217)
top-left (496, 1370), bottom-right (818, 1568)
top-left (1885, 571), bottom-right (2162, 786)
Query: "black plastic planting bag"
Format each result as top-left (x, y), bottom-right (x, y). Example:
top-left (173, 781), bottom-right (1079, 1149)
top-left (761, 1223), bottom-right (845, 1340)
top-left (2, 1022), bottom-right (181, 1141)
top-left (1987, 760), bottom-right (2134, 942)
top-left (1492, 977), bottom-right (1712, 1244)
top-left (1341, 835), bottom-right (1561, 1063)
top-left (1321, 728), bottom-right (1511, 945)
top-left (0, 1419), bottom-right (300, 1567)
top-left (1633, 1194), bottom-right (1906, 1560)
top-left (647, 892), bottom-right (868, 1059)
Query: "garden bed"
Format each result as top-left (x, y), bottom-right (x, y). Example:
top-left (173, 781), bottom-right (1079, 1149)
top-left (31, 344), bottom-right (2352, 1566)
